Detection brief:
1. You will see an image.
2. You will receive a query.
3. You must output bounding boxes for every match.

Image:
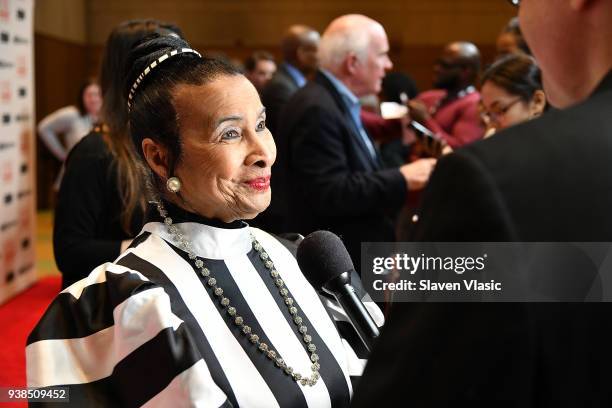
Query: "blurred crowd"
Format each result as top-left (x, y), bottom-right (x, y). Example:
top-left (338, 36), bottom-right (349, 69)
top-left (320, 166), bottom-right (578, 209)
top-left (40, 14), bottom-right (548, 282)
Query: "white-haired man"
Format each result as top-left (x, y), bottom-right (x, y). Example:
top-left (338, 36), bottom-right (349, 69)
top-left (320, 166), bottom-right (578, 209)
top-left (353, 0), bottom-right (612, 406)
top-left (275, 14), bottom-right (435, 271)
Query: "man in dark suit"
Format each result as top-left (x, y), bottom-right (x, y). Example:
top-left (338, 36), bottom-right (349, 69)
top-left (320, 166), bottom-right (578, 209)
top-left (276, 14), bottom-right (436, 270)
top-left (352, 0), bottom-right (612, 406)
top-left (253, 25), bottom-right (321, 233)
top-left (261, 25), bottom-right (320, 137)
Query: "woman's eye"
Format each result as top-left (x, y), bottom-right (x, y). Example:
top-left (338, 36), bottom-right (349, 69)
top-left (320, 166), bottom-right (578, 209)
top-left (256, 120), bottom-right (266, 131)
top-left (221, 129), bottom-right (240, 140)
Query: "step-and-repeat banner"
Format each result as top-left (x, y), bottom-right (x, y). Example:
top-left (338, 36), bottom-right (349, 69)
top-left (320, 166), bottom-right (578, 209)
top-left (0, 0), bottom-right (36, 305)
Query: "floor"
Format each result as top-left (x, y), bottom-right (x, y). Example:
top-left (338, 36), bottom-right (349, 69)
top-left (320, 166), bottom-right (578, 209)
top-left (35, 210), bottom-right (60, 279)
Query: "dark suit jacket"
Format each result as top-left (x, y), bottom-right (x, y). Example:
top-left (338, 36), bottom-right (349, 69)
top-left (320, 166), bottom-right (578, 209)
top-left (274, 70), bottom-right (407, 271)
top-left (261, 63), bottom-right (300, 137)
top-left (252, 64), bottom-right (302, 233)
top-left (352, 71), bottom-right (612, 407)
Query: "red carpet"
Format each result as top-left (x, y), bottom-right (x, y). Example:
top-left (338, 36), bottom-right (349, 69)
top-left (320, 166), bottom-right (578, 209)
top-left (0, 276), bottom-right (60, 407)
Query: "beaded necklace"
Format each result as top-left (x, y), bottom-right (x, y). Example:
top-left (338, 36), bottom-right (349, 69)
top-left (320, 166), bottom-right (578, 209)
top-left (153, 200), bottom-right (321, 386)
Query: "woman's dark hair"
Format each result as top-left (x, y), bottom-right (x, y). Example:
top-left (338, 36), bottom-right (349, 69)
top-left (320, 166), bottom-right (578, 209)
top-left (502, 17), bottom-right (531, 56)
top-left (99, 19), bottom-right (181, 234)
top-left (76, 78), bottom-right (99, 116)
top-left (481, 54), bottom-right (542, 102)
top-left (125, 34), bottom-right (241, 187)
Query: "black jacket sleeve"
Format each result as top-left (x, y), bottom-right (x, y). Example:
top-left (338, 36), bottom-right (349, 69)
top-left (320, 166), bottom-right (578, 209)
top-left (53, 137), bottom-right (124, 288)
top-left (261, 78), bottom-right (295, 137)
top-left (409, 148), bottom-right (517, 242)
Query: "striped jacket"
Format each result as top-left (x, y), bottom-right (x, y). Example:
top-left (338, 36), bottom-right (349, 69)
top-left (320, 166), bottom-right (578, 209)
top-left (27, 216), bottom-right (382, 407)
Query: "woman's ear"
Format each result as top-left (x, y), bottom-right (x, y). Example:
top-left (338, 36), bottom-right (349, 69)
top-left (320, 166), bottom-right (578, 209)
top-left (529, 90), bottom-right (547, 118)
top-left (142, 138), bottom-right (170, 180)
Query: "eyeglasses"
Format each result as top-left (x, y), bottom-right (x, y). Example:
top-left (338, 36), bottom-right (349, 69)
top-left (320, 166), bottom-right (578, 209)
top-left (480, 97), bottom-right (523, 123)
top-left (507, 0), bottom-right (520, 6)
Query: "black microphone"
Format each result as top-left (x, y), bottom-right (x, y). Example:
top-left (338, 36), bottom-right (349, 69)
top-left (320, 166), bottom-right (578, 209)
top-left (296, 230), bottom-right (380, 351)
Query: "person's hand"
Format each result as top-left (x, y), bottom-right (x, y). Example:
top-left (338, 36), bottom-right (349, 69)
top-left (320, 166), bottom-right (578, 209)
top-left (399, 158), bottom-right (437, 191)
top-left (407, 100), bottom-right (431, 123)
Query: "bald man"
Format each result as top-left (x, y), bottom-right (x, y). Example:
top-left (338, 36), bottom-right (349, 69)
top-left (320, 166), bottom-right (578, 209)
top-left (260, 25), bottom-right (320, 137)
top-left (353, 0), bottom-right (612, 406)
top-left (408, 42), bottom-right (484, 148)
top-left (274, 14), bottom-right (435, 271)
top-left (252, 25), bottom-right (321, 233)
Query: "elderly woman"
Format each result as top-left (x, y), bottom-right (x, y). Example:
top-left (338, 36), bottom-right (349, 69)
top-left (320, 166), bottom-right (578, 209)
top-left (27, 34), bottom-right (380, 407)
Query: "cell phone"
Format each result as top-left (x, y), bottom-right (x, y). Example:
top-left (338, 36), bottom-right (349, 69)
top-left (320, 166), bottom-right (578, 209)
top-left (409, 120), bottom-right (445, 158)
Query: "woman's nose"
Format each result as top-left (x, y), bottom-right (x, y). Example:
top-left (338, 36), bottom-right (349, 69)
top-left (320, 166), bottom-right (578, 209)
top-left (246, 131), bottom-right (276, 168)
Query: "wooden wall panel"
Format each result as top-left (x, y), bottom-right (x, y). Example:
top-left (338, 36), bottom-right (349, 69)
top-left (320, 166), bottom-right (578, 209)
top-left (84, 0), bottom-right (516, 90)
top-left (86, 0), bottom-right (517, 47)
top-left (34, 34), bottom-right (90, 209)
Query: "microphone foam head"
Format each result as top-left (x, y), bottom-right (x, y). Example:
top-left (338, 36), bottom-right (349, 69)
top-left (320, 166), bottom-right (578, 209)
top-left (296, 230), bottom-right (355, 289)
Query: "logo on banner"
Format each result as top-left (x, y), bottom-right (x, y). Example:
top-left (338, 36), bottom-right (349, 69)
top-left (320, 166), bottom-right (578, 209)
top-left (16, 7), bottom-right (24, 21)
top-left (19, 206), bottom-right (30, 230)
top-left (0, 0), bottom-right (9, 22)
top-left (2, 113), bottom-right (10, 124)
top-left (16, 55), bottom-right (27, 77)
top-left (0, 81), bottom-right (10, 103)
top-left (0, 219), bottom-right (16, 231)
top-left (2, 160), bottom-right (14, 184)
top-left (0, 142), bottom-right (14, 151)
top-left (0, 31), bottom-right (8, 43)
top-left (13, 35), bottom-right (28, 44)
top-left (20, 129), bottom-right (31, 155)
top-left (15, 112), bottom-right (29, 122)
top-left (0, 60), bottom-right (14, 69)
top-left (18, 87), bottom-right (26, 97)
top-left (1, 238), bottom-right (17, 284)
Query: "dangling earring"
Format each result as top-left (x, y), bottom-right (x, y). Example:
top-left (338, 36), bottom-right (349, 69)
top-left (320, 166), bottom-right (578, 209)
top-left (166, 176), bottom-right (181, 193)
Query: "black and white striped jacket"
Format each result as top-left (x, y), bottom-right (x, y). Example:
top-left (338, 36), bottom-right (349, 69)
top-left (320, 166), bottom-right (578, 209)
top-left (27, 215), bottom-right (383, 407)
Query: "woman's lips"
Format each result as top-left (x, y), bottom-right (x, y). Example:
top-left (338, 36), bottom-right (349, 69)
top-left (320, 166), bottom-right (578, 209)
top-left (245, 176), bottom-right (271, 191)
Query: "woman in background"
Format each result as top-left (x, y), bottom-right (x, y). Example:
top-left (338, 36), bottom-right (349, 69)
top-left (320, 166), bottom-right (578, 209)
top-left (53, 19), bottom-right (182, 289)
top-left (496, 16), bottom-right (531, 58)
top-left (480, 54), bottom-right (546, 137)
top-left (37, 78), bottom-right (101, 189)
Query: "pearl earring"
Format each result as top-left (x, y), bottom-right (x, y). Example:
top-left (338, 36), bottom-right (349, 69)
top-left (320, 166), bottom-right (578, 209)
top-left (166, 176), bottom-right (181, 193)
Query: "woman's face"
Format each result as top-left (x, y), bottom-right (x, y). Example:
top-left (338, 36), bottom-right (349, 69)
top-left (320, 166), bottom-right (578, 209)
top-left (82, 84), bottom-right (102, 116)
top-left (168, 74), bottom-right (276, 222)
top-left (480, 80), bottom-right (544, 131)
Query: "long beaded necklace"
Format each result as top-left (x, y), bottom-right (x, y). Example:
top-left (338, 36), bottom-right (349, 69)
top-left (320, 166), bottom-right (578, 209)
top-left (153, 200), bottom-right (321, 386)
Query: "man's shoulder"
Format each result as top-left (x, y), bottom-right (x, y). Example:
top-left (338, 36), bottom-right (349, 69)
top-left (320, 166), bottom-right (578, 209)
top-left (288, 80), bottom-right (336, 109)
top-left (263, 70), bottom-right (296, 94)
top-left (466, 93), bottom-right (612, 164)
top-left (66, 130), bottom-right (112, 167)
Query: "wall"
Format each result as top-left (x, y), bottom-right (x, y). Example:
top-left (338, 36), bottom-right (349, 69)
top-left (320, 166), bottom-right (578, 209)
top-left (85, 0), bottom-right (517, 89)
top-left (34, 0), bottom-right (90, 208)
top-left (35, 0), bottom-right (87, 44)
